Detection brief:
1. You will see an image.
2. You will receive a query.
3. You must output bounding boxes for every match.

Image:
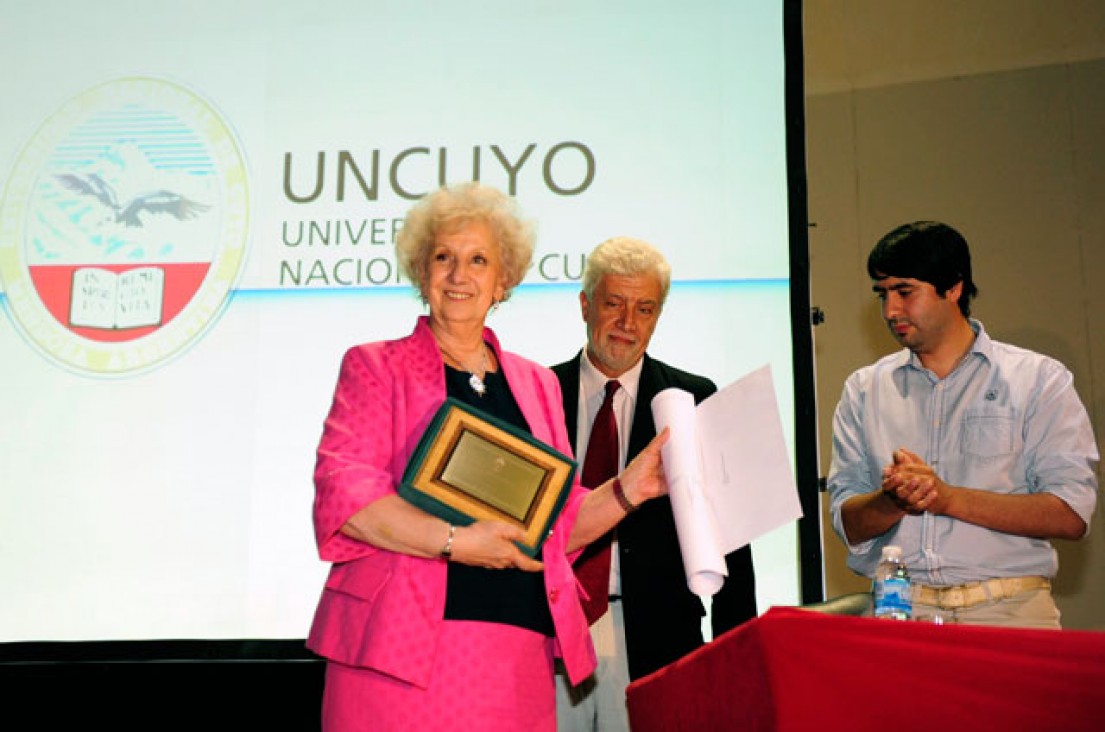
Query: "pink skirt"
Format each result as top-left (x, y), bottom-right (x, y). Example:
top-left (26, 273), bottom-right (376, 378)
top-left (322, 620), bottom-right (555, 731)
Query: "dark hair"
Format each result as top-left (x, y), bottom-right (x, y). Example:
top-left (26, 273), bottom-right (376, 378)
top-left (867, 221), bottom-right (978, 316)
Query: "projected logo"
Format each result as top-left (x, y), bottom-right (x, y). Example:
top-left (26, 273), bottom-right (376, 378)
top-left (0, 77), bottom-right (248, 375)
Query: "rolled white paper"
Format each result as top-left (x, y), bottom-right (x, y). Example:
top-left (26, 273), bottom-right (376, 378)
top-left (652, 387), bottom-right (727, 597)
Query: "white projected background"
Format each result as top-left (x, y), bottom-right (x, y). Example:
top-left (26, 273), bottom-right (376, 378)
top-left (0, 1), bottom-right (797, 641)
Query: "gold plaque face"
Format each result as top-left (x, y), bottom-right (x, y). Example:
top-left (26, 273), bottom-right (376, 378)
top-left (401, 399), bottom-right (577, 556)
top-left (440, 430), bottom-right (548, 522)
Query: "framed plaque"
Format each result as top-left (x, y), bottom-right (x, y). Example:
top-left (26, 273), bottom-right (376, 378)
top-left (398, 398), bottom-right (577, 557)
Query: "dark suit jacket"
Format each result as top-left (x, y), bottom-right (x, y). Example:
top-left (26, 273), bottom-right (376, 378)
top-left (552, 352), bottom-right (758, 680)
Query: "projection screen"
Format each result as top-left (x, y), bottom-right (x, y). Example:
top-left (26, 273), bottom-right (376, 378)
top-left (0, 0), bottom-right (804, 643)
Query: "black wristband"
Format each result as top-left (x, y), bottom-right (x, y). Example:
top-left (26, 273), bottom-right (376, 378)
top-left (613, 477), bottom-right (637, 513)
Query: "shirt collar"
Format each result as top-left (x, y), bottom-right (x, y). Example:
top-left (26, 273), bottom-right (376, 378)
top-left (967, 319), bottom-right (993, 360)
top-left (580, 349), bottom-right (643, 404)
top-left (897, 318), bottom-right (991, 374)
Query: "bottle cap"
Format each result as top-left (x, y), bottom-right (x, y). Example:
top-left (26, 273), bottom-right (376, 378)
top-left (881, 545), bottom-right (902, 560)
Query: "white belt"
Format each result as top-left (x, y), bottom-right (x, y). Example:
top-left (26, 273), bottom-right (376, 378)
top-left (913, 576), bottom-right (1050, 610)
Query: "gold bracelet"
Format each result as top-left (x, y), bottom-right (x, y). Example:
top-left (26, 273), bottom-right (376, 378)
top-left (613, 477), bottom-right (638, 513)
top-left (440, 524), bottom-right (456, 560)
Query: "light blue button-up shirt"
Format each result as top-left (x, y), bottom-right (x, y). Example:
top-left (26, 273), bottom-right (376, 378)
top-left (827, 321), bottom-right (1099, 585)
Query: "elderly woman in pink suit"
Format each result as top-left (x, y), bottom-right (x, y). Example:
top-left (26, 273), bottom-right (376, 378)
top-left (308, 183), bottom-right (669, 731)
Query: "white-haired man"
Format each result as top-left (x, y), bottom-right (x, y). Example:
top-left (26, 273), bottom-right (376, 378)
top-left (553, 237), bottom-right (758, 731)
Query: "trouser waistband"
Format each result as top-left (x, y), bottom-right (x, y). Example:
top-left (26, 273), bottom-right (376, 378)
top-left (913, 576), bottom-right (1050, 610)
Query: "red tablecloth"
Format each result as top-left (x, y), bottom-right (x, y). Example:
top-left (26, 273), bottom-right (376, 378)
top-left (626, 606), bottom-right (1105, 732)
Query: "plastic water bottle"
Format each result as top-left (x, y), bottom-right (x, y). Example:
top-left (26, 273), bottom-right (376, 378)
top-left (873, 545), bottom-right (912, 620)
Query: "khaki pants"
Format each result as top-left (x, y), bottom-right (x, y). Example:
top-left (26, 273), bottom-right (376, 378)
top-left (912, 585), bottom-right (1060, 629)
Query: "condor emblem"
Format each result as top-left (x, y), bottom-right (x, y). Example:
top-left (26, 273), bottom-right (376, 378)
top-left (0, 77), bottom-right (248, 375)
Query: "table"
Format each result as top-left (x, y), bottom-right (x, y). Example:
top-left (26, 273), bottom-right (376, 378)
top-left (625, 606), bottom-right (1105, 731)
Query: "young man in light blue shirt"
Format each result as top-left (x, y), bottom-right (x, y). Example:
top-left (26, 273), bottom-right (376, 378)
top-left (827, 221), bottom-right (1098, 627)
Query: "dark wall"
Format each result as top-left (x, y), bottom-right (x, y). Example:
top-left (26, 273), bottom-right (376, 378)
top-left (1, 642), bottom-right (324, 730)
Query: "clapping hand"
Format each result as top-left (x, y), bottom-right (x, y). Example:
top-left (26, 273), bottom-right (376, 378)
top-left (881, 448), bottom-right (947, 515)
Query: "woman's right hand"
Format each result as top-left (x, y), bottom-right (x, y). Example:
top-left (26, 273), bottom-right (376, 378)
top-left (450, 520), bottom-right (544, 572)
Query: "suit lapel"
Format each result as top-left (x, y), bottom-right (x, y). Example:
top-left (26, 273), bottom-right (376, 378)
top-left (627, 354), bottom-right (660, 461)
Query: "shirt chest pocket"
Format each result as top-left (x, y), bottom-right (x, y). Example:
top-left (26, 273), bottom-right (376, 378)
top-left (960, 407), bottom-right (1016, 460)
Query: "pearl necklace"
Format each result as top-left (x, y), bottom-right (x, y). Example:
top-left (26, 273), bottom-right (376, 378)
top-left (439, 342), bottom-right (490, 397)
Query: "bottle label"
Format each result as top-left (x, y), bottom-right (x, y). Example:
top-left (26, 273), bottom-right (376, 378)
top-left (874, 576), bottom-right (912, 619)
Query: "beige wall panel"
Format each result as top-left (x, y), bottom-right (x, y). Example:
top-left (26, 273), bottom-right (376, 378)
top-left (804, 91), bottom-right (874, 597)
top-left (1056, 59), bottom-right (1105, 629)
top-left (1069, 59), bottom-right (1105, 433)
top-left (804, 0), bottom-right (1105, 94)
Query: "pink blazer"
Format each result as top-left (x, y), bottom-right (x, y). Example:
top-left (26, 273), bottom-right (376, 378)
top-left (308, 317), bottom-right (596, 688)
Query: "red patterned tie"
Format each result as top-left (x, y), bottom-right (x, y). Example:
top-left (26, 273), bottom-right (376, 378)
top-left (574, 380), bottom-right (620, 625)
